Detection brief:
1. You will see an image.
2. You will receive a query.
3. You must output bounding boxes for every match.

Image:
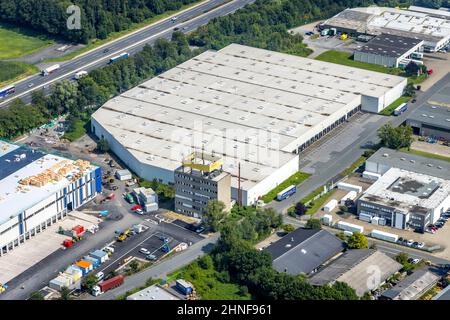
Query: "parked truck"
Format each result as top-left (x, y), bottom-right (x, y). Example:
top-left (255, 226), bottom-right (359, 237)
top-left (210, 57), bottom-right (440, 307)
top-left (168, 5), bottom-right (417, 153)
top-left (276, 185), bottom-right (296, 201)
top-left (91, 275), bottom-right (124, 296)
top-left (41, 64), bottom-right (60, 76)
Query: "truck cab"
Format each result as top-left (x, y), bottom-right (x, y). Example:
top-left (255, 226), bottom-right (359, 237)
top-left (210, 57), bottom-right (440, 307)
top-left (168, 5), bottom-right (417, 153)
top-left (91, 285), bottom-right (102, 296)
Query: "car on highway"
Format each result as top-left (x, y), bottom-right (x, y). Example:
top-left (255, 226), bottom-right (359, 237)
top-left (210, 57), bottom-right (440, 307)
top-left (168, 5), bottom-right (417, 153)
top-left (139, 248), bottom-right (150, 255)
top-left (28, 83), bottom-right (34, 88)
top-left (183, 26), bottom-right (188, 30)
top-left (174, 27), bottom-right (180, 31)
top-left (171, 17), bottom-right (178, 22)
top-left (411, 98), bottom-right (417, 103)
top-left (103, 48), bottom-right (109, 53)
top-left (146, 254), bottom-right (157, 261)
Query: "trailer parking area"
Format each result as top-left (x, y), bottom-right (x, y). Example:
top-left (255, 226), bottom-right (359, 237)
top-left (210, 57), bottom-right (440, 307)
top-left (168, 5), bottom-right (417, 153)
top-left (0, 216), bottom-right (94, 285)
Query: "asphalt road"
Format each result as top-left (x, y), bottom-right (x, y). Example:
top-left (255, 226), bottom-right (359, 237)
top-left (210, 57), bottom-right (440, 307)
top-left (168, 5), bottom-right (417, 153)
top-left (0, 0), bottom-right (255, 108)
top-left (267, 72), bottom-right (450, 214)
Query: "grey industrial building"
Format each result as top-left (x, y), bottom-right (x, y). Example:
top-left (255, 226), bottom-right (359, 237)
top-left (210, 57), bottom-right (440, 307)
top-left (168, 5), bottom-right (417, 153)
top-left (174, 152), bottom-right (231, 218)
top-left (126, 284), bottom-right (180, 300)
top-left (264, 228), bottom-right (345, 276)
top-left (380, 268), bottom-right (440, 300)
top-left (406, 77), bottom-right (450, 141)
top-left (322, 6), bottom-right (450, 52)
top-left (358, 167), bottom-right (450, 231)
top-left (354, 34), bottom-right (424, 67)
top-left (308, 249), bottom-right (402, 296)
top-left (365, 147), bottom-right (450, 181)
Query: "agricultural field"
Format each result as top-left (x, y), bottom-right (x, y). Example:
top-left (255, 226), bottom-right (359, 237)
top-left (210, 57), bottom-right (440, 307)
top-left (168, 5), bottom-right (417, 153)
top-left (0, 24), bottom-right (53, 59)
top-left (0, 61), bottom-right (38, 87)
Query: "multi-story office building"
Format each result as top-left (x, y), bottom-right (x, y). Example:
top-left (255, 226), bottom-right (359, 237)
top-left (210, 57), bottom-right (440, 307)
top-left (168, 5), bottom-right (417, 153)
top-left (174, 152), bottom-right (231, 218)
top-left (0, 141), bottom-right (101, 256)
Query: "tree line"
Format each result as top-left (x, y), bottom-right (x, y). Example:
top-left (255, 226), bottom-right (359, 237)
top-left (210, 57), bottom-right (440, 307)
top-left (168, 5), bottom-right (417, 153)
top-left (0, 0), bottom-right (198, 43)
top-left (0, 32), bottom-right (195, 139)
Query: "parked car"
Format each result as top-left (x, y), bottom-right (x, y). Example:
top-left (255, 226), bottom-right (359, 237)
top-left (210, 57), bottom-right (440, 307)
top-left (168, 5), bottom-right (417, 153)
top-left (139, 248), bottom-right (150, 255)
top-left (398, 237), bottom-right (404, 244)
top-left (416, 242), bottom-right (425, 249)
top-left (406, 239), bottom-right (414, 246)
top-left (412, 241), bottom-right (419, 247)
top-left (409, 258), bottom-right (420, 264)
top-left (146, 254), bottom-right (157, 261)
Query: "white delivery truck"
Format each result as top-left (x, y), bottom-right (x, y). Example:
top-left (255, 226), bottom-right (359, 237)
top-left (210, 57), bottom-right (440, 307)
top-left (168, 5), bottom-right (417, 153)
top-left (41, 64), bottom-right (60, 76)
top-left (74, 70), bottom-right (88, 80)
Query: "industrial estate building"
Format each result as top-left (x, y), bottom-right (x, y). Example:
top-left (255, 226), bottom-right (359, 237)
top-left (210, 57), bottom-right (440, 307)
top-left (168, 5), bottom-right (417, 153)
top-left (322, 6), bottom-right (450, 52)
top-left (358, 167), bottom-right (450, 231)
top-left (126, 284), bottom-right (180, 300)
top-left (354, 34), bottom-right (424, 67)
top-left (406, 76), bottom-right (450, 141)
top-left (174, 152), bottom-right (231, 217)
top-left (91, 44), bottom-right (406, 205)
top-left (380, 268), bottom-right (439, 300)
top-left (265, 228), bottom-right (345, 276)
top-left (308, 249), bottom-right (402, 296)
top-left (0, 141), bottom-right (101, 256)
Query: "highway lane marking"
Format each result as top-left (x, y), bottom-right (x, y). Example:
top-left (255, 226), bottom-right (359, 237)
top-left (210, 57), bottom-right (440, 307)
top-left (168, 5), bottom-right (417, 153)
top-left (0, 0), bottom-right (237, 107)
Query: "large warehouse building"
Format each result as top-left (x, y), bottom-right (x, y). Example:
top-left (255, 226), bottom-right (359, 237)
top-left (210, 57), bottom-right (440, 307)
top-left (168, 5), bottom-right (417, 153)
top-left (0, 141), bottom-right (101, 256)
top-left (406, 75), bottom-right (450, 141)
top-left (354, 33), bottom-right (424, 68)
top-left (91, 44), bottom-right (406, 206)
top-left (322, 6), bottom-right (450, 52)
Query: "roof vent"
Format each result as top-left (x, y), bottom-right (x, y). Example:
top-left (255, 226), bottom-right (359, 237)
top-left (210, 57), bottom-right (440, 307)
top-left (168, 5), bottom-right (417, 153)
top-left (400, 157), bottom-right (405, 161)
top-left (383, 153), bottom-right (389, 157)
top-left (410, 160), bottom-right (415, 163)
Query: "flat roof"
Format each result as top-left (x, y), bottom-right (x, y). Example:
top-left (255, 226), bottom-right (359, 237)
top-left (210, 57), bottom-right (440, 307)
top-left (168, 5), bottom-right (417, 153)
top-left (126, 284), bottom-right (180, 300)
top-left (381, 268), bottom-right (439, 300)
top-left (408, 5), bottom-right (450, 20)
top-left (0, 141), bottom-right (98, 225)
top-left (264, 228), bottom-right (345, 275)
top-left (308, 249), bottom-right (402, 296)
top-left (407, 77), bottom-right (450, 130)
top-left (359, 167), bottom-right (450, 211)
top-left (324, 6), bottom-right (450, 44)
top-left (367, 147), bottom-right (450, 180)
top-left (355, 33), bottom-right (423, 58)
top-left (92, 44), bottom-right (405, 189)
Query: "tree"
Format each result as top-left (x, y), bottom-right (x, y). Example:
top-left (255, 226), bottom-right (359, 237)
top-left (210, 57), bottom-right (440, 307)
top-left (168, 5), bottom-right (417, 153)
top-left (405, 61), bottom-right (420, 76)
top-left (29, 291), bottom-right (45, 300)
top-left (97, 138), bottom-right (110, 153)
top-left (59, 286), bottom-right (71, 300)
top-left (202, 200), bottom-right (227, 232)
top-left (81, 274), bottom-right (98, 291)
top-left (347, 232), bottom-right (368, 249)
top-left (282, 224), bottom-right (295, 233)
top-left (294, 202), bottom-right (307, 216)
top-left (395, 252), bottom-right (409, 265)
top-left (305, 219), bottom-right (321, 229)
top-left (130, 260), bottom-right (139, 273)
top-left (377, 123), bottom-right (413, 149)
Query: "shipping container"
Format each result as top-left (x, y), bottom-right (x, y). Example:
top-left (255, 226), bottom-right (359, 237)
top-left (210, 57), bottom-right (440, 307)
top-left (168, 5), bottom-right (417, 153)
top-left (92, 275), bottom-right (124, 296)
top-left (340, 191), bottom-right (357, 205)
top-left (49, 274), bottom-right (73, 291)
top-left (276, 185), bottom-right (296, 201)
top-left (336, 182), bottom-right (362, 193)
top-left (371, 229), bottom-right (398, 243)
top-left (90, 250), bottom-right (109, 263)
top-left (336, 221), bottom-right (364, 233)
top-left (75, 260), bottom-right (93, 275)
top-left (176, 279), bottom-right (193, 295)
top-left (83, 256), bottom-right (100, 268)
top-left (323, 199), bottom-right (338, 212)
top-left (321, 214), bottom-right (333, 225)
top-left (64, 266), bottom-right (83, 282)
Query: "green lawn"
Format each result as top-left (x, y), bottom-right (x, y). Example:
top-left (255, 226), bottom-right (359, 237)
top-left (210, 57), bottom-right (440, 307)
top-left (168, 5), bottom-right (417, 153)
top-left (0, 24), bottom-right (53, 59)
top-left (305, 188), bottom-right (337, 215)
top-left (178, 257), bottom-right (251, 300)
top-left (379, 95), bottom-right (411, 116)
top-left (62, 120), bottom-right (88, 141)
top-left (400, 147), bottom-right (450, 162)
top-left (261, 171), bottom-right (311, 203)
top-left (43, 0), bottom-right (204, 63)
top-left (315, 50), bottom-right (401, 75)
top-left (0, 61), bottom-right (38, 87)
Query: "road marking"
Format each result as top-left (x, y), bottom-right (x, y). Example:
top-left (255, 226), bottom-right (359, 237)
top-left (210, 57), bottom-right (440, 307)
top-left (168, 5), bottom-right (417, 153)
top-left (0, 0), bottom-right (241, 107)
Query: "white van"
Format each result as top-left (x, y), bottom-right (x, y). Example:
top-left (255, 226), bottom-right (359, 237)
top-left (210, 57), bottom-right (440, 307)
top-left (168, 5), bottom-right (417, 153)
top-left (95, 271), bottom-right (105, 282)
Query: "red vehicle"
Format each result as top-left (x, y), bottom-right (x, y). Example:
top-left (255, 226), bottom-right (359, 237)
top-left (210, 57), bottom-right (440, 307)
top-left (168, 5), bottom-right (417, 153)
top-left (131, 204), bottom-right (141, 211)
top-left (106, 193), bottom-right (115, 200)
top-left (427, 69), bottom-right (433, 75)
top-left (62, 239), bottom-right (73, 247)
top-left (92, 275), bottom-right (124, 296)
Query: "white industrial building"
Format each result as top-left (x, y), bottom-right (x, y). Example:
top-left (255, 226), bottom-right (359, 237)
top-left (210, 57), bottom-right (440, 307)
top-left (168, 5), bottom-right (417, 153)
top-left (358, 168), bottom-right (450, 231)
top-left (91, 44), bottom-right (406, 206)
top-left (0, 141), bottom-right (101, 256)
top-left (322, 6), bottom-right (450, 52)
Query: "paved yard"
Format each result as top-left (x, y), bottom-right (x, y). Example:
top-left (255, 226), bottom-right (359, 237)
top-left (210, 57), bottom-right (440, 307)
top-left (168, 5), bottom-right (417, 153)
top-left (421, 52), bottom-right (450, 91)
top-left (411, 139), bottom-right (450, 158)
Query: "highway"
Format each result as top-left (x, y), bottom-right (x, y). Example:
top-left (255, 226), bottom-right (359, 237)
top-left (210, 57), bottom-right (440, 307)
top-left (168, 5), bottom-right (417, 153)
top-left (0, 0), bottom-right (255, 108)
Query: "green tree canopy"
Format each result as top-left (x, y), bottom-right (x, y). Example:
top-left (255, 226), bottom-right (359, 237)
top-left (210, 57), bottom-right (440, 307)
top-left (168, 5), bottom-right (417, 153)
top-left (202, 200), bottom-right (227, 232)
top-left (347, 232), bottom-right (369, 249)
top-left (305, 218), bottom-right (322, 229)
top-left (377, 123), bottom-right (413, 149)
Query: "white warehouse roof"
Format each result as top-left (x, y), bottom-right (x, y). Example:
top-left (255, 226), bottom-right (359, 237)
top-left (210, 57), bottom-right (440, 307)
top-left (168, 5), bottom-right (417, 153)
top-left (91, 44), bottom-right (406, 202)
top-left (0, 141), bottom-right (98, 224)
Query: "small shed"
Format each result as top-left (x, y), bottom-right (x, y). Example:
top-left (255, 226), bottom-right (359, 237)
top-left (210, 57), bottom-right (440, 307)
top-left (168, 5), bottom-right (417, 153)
top-left (75, 260), bottom-right (93, 275)
top-left (115, 169), bottom-right (132, 181)
top-left (90, 249), bottom-right (109, 263)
